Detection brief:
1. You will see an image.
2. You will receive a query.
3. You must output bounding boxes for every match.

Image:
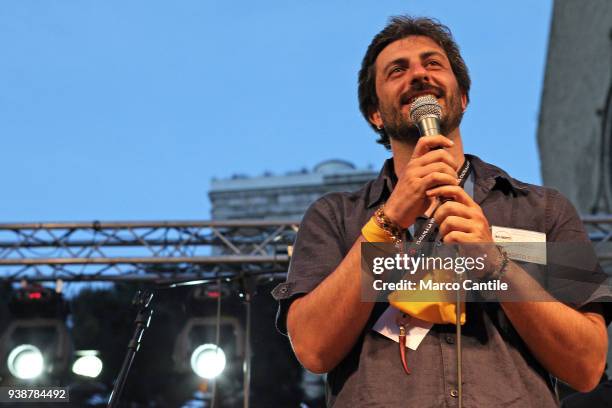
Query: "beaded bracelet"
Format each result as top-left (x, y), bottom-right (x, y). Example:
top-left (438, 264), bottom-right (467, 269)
top-left (373, 205), bottom-right (404, 246)
top-left (481, 245), bottom-right (510, 281)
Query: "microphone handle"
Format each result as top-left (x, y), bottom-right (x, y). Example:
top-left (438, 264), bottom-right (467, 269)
top-left (417, 116), bottom-right (441, 137)
top-left (417, 116), bottom-right (453, 203)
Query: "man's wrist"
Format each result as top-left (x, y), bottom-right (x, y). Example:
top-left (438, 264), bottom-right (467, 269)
top-left (480, 245), bottom-right (510, 282)
top-left (373, 205), bottom-right (404, 245)
top-left (361, 216), bottom-right (394, 243)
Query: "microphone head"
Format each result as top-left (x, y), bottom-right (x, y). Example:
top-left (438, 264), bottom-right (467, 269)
top-left (409, 95), bottom-right (442, 123)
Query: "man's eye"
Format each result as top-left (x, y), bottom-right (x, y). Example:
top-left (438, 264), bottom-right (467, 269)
top-left (426, 60), bottom-right (441, 67)
top-left (389, 67), bottom-right (404, 75)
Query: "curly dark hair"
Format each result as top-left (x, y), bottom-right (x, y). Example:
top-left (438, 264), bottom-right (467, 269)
top-left (358, 16), bottom-right (471, 149)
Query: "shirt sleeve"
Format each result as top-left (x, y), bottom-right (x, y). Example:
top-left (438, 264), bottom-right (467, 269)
top-left (546, 189), bottom-right (612, 325)
top-left (271, 195), bottom-right (347, 335)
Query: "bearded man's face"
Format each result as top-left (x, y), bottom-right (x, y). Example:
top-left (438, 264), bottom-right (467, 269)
top-left (369, 36), bottom-right (467, 142)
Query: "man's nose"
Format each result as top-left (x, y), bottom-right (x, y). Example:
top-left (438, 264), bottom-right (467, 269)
top-left (410, 64), bottom-right (430, 85)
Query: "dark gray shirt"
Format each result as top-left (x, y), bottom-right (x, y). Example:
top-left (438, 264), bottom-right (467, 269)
top-left (272, 154), bottom-right (609, 408)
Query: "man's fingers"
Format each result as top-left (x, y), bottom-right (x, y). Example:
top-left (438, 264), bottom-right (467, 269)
top-left (420, 173), bottom-right (459, 193)
top-left (431, 196), bottom-right (491, 243)
top-left (426, 185), bottom-right (475, 206)
top-left (413, 148), bottom-right (458, 171)
top-left (434, 201), bottom-right (473, 224)
top-left (443, 231), bottom-right (477, 243)
top-left (438, 215), bottom-right (473, 237)
top-left (414, 162), bottom-right (458, 180)
top-left (412, 135), bottom-right (454, 158)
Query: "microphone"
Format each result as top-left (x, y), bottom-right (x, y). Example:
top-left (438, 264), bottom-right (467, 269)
top-left (409, 94), bottom-right (442, 137)
top-left (409, 94), bottom-right (460, 207)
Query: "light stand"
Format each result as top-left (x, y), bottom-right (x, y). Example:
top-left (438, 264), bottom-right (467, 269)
top-left (107, 290), bottom-right (154, 408)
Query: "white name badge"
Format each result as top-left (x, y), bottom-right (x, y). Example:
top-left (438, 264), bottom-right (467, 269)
top-left (491, 226), bottom-right (547, 265)
top-left (372, 306), bottom-right (432, 350)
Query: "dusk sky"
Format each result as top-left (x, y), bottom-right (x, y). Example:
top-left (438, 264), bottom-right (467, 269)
top-left (0, 1), bottom-right (552, 222)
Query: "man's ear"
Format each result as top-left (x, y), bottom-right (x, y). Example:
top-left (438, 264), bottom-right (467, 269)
top-left (369, 110), bottom-right (383, 129)
top-left (461, 93), bottom-right (468, 112)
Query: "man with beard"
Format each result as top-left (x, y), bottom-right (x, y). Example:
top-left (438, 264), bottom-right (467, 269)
top-left (272, 16), bottom-right (609, 407)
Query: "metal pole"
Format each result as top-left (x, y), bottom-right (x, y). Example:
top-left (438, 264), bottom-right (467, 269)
top-left (456, 275), bottom-right (462, 408)
top-left (211, 277), bottom-right (222, 408)
top-left (243, 293), bottom-right (252, 408)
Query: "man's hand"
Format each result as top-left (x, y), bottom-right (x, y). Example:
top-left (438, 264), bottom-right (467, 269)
top-left (426, 184), bottom-right (503, 277)
top-left (384, 135), bottom-right (459, 228)
top-left (426, 184), bottom-right (493, 243)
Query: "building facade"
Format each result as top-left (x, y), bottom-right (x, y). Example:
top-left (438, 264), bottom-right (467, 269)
top-left (209, 159), bottom-right (378, 220)
top-left (537, 0), bottom-right (612, 214)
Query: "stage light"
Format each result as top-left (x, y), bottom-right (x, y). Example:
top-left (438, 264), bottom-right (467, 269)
top-left (7, 344), bottom-right (44, 380)
top-left (190, 344), bottom-right (226, 379)
top-left (173, 316), bottom-right (244, 380)
top-left (0, 319), bottom-right (73, 383)
top-left (0, 282), bottom-right (73, 384)
top-left (72, 351), bottom-right (103, 378)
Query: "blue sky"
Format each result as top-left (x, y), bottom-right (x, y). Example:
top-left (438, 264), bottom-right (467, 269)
top-left (0, 1), bottom-right (553, 222)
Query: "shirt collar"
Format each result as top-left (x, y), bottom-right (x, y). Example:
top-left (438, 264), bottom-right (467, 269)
top-left (366, 158), bottom-right (396, 209)
top-left (466, 154), bottom-right (530, 203)
top-left (366, 154), bottom-right (528, 209)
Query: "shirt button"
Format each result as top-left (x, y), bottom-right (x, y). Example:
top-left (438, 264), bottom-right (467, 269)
top-left (450, 389), bottom-right (459, 398)
top-left (445, 335), bottom-right (454, 344)
top-left (279, 286), bottom-right (288, 294)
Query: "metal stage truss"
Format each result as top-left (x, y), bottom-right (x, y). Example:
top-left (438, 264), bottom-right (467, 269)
top-left (0, 220), bottom-right (299, 283)
top-left (0, 217), bottom-right (611, 283)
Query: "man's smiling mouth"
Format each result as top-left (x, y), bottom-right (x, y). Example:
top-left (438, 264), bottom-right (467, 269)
top-left (401, 90), bottom-right (443, 106)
